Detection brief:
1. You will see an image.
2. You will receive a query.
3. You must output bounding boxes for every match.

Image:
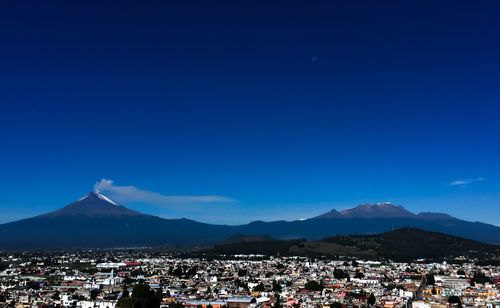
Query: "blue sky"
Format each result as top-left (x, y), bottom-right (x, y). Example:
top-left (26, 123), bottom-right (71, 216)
top-left (1, 1), bottom-right (499, 225)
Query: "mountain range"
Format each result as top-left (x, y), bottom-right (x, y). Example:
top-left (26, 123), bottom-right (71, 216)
top-left (0, 191), bottom-right (499, 249)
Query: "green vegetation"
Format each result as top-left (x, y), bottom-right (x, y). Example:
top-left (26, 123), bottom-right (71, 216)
top-left (333, 269), bottom-right (350, 280)
top-left (207, 228), bottom-right (500, 262)
top-left (0, 262), bottom-right (8, 271)
top-left (253, 283), bottom-right (265, 292)
top-left (367, 293), bottom-right (376, 306)
top-left (324, 228), bottom-right (500, 260)
top-left (272, 280), bottom-right (282, 292)
top-left (274, 294), bottom-right (282, 308)
top-left (471, 271), bottom-right (493, 284)
top-left (304, 280), bottom-right (324, 291)
top-left (425, 274), bottom-right (435, 285)
top-left (448, 295), bottom-right (462, 307)
top-left (116, 283), bottom-right (162, 308)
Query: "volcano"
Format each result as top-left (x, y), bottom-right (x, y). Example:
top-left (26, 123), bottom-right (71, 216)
top-left (313, 202), bottom-right (416, 219)
top-left (0, 191), bottom-right (229, 249)
top-left (41, 191), bottom-right (144, 217)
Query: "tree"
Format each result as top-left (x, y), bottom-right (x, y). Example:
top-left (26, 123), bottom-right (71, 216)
top-left (425, 274), bottom-right (435, 285)
top-left (354, 271), bottom-right (364, 279)
top-left (272, 280), bottom-right (282, 292)
top-left (0, 263), bottom-right (8, 272)
top-left (116, 283), bottom-right (162, 308)
top-left (471, 271), bottom-right (492, 284)
top-left (253, 283), bottom-right (265, 292)
top-left (123, 277), bottom-right (134, 285)
top-left (274, 294), bottom-right (282, 308)
top-left (119, 286), bottom-right (128, 297)
top-left (367, 293), bottom-right (375, 306)
top-left (171, 267), bottom-right (183, 277)
top-left (304, 280), bottom-right (323, 291)
top-left (448, 296), bottom-right (462, 307)
top-left (116, 297), bottom-right (136, 308)
top-left (331, 303), bottom-right (342, 308)
top-left (334, 269), bottom-right (349, 280)
top-left (72, 294), bottom-right (86, 301)
top-left (26, 281), bottom-right (41, 290)
top-left (90, 289), bottom-right (99, 301)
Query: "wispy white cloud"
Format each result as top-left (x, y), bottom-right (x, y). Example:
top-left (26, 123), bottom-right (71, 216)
top-left (449, 177), bottom-right (484, 186)
top-left (94, 179), bottom-right (236, 207)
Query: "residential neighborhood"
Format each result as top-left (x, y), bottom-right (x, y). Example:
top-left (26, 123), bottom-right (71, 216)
top-left (0, 251), bottom-right (498, 308)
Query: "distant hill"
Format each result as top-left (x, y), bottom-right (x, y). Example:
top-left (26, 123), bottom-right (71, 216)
top-left (323, 228), bottom-right (500, 260)
top-left (206, 228), bottom-right (500, 261)
top-left (0, 192), bottom-right (500, 249)
top-left (416, 212), bottom-right (458, 220)
top-left (222, 234), bottom-right (274, 245)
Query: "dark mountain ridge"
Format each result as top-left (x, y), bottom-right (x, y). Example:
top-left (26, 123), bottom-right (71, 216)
top-left (222, 234), bottom-right (274, 245)
top-left (207, 228), bottom-right (500, 261)
top-left (324, 227), bottom-right (500, 260)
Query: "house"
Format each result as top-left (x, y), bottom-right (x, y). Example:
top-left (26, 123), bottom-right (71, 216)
top-left (226, 296), bottom-right (257, 308)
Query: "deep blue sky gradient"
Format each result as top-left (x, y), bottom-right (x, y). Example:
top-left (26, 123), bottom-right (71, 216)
top-left (1, 1), bottom-right (499, 224)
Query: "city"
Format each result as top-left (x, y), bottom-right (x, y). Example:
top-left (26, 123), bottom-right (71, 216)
top-left (0, 251), bottom-right (499, 308)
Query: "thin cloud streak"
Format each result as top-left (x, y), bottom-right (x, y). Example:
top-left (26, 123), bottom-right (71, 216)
top-left (449, 177), bottom-right (484, 186)
top-left (94, 179), bottom-right (237, 207)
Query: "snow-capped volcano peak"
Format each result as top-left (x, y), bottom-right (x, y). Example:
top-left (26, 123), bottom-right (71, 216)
top-left (93, 190), bottom-right (119, 206)
top-left (312, 202), bottom-right (416, 219)
top-left (78, 190), bottom-right (119, 206)
top-left (43, 190), bottom-right (143, 217)
top-left (339, 202), bottom-right (415, 218)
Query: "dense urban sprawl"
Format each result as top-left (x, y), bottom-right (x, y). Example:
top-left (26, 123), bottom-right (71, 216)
top-left (0, 251), bottom-right (499, 308)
